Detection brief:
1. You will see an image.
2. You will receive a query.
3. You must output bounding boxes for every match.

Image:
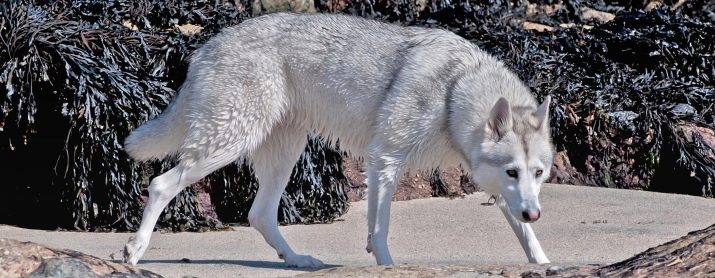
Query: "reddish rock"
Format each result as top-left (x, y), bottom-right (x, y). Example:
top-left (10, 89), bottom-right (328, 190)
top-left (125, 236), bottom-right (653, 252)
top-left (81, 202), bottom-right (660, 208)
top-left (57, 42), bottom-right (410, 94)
top-left (342, 158), bottom-right (476, 202)
top-left (678, 124), bottom-right (715, 159)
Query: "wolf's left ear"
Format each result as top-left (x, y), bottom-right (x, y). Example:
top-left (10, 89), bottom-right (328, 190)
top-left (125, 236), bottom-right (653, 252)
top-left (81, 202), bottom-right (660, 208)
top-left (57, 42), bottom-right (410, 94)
top-left (487, 97), bottom-right (512, 139)
top-left (534, 95), bottom-right (551, 130)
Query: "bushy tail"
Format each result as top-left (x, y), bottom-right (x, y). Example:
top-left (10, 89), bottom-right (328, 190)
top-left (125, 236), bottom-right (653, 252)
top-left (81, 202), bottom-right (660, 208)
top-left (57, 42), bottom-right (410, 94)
top-left (124, 95), bottom-right (186, 161)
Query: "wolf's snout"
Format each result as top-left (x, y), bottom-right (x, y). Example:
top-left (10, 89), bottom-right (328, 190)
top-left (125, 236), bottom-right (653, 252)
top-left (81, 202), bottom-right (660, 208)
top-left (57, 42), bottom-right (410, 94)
top-left (522, 210), bottom-right (540, 222)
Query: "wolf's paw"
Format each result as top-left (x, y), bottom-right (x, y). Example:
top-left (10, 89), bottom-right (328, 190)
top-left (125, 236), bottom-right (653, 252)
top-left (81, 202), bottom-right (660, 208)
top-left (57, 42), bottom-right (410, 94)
top-left (375, 254), bottom-right (394, 265)
top-left (527, 251), bottom-right (550, 264)
top-left (365, 233), bottom-right (374, 253)
top-left (283, 254), bottom-right (324, 268)
top-left (123, 236), bottom-right (148, 265)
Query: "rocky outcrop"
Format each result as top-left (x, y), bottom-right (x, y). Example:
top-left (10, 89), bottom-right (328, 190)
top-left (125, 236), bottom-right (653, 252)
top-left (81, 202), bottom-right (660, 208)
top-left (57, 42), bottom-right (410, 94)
top-left (2, 223), bottom-right (713, 277)
top-left (0, 239), bottom-right (161, 278)
top-left (342, 158), bottom-right (478, 202)
top-left (297, 264), bottom-right (599, 277)
top-left (252, 0), bottom-right (315, 15)
top-left (300, 223), bottom-right (715, 277)
top-left (596, 223), bottom-right (715, 277)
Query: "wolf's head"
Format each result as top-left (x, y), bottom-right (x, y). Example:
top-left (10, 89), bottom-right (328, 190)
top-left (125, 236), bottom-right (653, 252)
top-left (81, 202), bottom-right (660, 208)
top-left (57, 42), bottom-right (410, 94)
top-left (472, 96), bottom-right (553, 223)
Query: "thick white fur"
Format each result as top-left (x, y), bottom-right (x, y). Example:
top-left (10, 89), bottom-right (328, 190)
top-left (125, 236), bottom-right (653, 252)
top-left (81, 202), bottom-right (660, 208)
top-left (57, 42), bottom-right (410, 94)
top-left (123, 13), bottom-right (554, 267)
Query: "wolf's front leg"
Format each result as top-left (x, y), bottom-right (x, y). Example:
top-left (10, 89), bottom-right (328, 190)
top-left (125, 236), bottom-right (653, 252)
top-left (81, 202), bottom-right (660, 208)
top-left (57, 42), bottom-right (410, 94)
top-left (365, 157), bottom-right (401, 265)
top-left (497, 196), bottom-right (550, 264)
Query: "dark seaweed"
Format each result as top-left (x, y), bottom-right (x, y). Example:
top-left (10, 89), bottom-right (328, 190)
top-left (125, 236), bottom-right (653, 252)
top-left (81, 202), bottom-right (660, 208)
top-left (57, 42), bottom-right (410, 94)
top-left (0, 0), bottom-right (347, 231)
top-left (334, 0), bottom-right (713, 196)
top-left (1, 0), bottom-right (712, 231)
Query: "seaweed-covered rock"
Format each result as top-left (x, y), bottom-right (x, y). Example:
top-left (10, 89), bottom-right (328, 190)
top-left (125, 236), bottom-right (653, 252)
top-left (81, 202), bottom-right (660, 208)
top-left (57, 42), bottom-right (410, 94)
top-left (597, 223), bottom-right (715, 277)
top-left (1, 0), bottom-right (712, 232)
top-left (335, 0), bottom-right (714, 196)
top-left (300, 223), bottom-right (715, 276)
top-left (0, 0), bottom-right (348, 231)
top-left (0, 239), bottom-right (161, 278)
top-left (209, 137), bottom-right (348, 225)
top-left (253, 0), bottom-right (316, 15)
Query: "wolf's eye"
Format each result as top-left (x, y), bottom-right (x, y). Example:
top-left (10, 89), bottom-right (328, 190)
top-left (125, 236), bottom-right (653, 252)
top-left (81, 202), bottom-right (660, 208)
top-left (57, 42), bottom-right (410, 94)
top-left (535, 169), bottom-right (543, 178)
top-left (506, 169), bottom-right (518, 178)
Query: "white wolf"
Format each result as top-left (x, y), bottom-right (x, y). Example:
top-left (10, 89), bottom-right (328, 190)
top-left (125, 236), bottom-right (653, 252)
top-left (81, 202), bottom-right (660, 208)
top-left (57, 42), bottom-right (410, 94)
top-left (122, 12), bottom-right (554, 267)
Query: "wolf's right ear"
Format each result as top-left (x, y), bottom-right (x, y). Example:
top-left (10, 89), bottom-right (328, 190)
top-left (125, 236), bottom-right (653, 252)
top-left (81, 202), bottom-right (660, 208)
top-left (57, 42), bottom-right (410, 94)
top-left (487, 97), bottom-right (512, 140)
top-left (534, 95), bottom-right (551, 130)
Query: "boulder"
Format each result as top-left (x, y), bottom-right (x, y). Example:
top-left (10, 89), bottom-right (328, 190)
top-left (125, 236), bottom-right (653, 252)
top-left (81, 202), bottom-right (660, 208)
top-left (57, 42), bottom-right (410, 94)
top-left (597, 223), bottom-right (715, 277)
top-left (299, 223), bottom-right (715, 277)
top-left (0, 239), bottom-right (161, 278)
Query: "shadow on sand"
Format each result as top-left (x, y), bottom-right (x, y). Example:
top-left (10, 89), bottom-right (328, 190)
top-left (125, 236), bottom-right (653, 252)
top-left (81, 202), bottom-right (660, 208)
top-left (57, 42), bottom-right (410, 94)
top-left (114, 259), bottom-right (340, 271)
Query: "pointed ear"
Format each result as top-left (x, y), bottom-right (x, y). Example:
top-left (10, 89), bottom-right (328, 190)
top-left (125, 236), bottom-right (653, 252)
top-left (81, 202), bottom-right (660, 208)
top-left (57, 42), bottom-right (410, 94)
top-left (534, 95), bottom-right (551, 130)
top-left (487, 97), bottom-right (512, 139)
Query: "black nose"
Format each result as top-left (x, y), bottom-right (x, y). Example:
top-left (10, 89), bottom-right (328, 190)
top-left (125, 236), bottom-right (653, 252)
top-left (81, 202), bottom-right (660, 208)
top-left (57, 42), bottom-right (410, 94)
top-left (522, 210), bottom-right (541, 222)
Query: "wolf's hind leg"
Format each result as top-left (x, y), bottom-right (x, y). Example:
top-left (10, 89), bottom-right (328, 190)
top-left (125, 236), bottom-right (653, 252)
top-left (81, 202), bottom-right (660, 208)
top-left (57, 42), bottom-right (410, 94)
top-left (365, 146), bottom-right (403, 266)
top-left (248, 125), bottom-right (323, 268)
top-left (497, 196), bottom-right (550, 264)
top-left (123, 150), bottom-right (239, 265)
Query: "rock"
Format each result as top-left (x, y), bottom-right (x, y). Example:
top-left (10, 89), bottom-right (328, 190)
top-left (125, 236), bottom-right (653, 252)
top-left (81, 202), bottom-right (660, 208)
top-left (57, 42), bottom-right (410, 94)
top-left (252, 0), bottom-right (315, 15)
top-left (670, 0), bottom-right (687, 10)
top-left (678, 124), bottom-right (715, 153)
top-left (521, 271), bottom-right (544, 277)
top-left (297, 264), bottom-right (599, 277)
top-left (511, 19), bottom-right (555, 32)
top-left (545, 265), bottom-right (565, 276)
top-left (608, 111), bottom-right (639, 132)
top-left (176, 24), bottom-right (204, 36)
top-left (526, 3), bottom-right (562, 17)
top-left (28, 258), bottom-right (101, 278)
top-left (343, 158), bottom-right (476, 202)
top-left (669, 103), bottom-right (697, 119)
top-left (122, 20), bottom-right (139, 31)
top-left (596, 223), bottom-right (715, 277)
top-left (580, 7), bottom-right (615, 24)
top-left (645, 1), bottom-right (664, 11)
top-left (558, 23), bottom-right (594, 30)
top-left (0, 239), bottom-right (161, 278)
top-left (298, 223), bottom-right (715, 277)
top-left (550, 151), bottom-right (582, 185)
